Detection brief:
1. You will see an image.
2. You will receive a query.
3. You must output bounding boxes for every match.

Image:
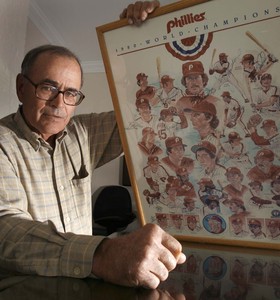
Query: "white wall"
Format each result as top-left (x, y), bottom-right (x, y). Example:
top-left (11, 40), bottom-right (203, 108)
top-left (0, 0), bottom-right (30, 118)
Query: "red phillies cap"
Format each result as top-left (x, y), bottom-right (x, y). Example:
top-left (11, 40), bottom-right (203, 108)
top-left (182, 61), bottom-right (204, 76)
top-left (191, 141), bottom-right (217, 155)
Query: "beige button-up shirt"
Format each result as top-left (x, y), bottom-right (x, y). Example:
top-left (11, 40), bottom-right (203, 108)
top-left (0, 108), bottom-right (122, 278)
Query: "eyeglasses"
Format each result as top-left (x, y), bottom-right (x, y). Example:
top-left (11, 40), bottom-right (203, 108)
top-left (23, 75), bottom-right (85, 106)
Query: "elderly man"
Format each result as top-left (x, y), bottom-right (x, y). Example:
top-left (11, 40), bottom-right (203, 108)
top-left (0, 41), bottom-right (185, 289)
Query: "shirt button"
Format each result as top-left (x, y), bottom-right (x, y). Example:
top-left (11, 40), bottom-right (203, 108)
top-left (60, 185), bottom-right (65, 190)
top-left (73, 266), bottom-right (81, 276)
top-left (65, 216), bottom-right (71, 222)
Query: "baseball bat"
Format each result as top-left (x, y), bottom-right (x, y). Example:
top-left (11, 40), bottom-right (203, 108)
top-left (245, 31), bottom-right (268, 53)
top-left (156, 56), bottom-right (161, 83)
top-left (210, 48), bottom-right (216, 67)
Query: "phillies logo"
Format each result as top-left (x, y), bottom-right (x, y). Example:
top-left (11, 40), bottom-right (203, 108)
top-left (165, 11), bottom-right (212, 61)
top-left (166, 12), bottom-right (206, 33)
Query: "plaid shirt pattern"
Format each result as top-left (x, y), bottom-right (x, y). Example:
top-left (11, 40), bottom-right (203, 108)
top-left (0, 108), bottom-right (122, 277)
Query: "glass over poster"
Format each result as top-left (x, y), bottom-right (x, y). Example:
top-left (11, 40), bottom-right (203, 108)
top-left (96, 0), bottom-right (280, 250)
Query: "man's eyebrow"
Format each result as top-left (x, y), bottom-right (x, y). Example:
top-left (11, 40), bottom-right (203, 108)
top-left (39, 78), bottom-right (59, 86)
top-left (39, 78), bottom-right (79, 91)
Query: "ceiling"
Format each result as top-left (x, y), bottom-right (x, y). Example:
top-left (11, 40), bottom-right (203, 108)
top-left (29, 0), bottom-right (171, 72)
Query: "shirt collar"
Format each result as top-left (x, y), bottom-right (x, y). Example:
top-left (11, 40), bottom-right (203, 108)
top-left (14, 106), bottom-right (68, 151)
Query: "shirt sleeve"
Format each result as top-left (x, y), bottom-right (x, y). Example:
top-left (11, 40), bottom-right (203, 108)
top-left (72, 111), bottom-right (123, 169)
top-left (0, 216), bottom-right (105, 278)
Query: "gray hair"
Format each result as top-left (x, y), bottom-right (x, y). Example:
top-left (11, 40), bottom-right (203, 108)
top-left (21, 44), bottom-right (84, 86)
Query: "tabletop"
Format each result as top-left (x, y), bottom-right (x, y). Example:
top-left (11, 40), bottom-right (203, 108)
top-left (1, 241), bottom-right (280, 300)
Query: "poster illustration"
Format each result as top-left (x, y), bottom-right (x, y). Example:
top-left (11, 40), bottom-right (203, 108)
top-left (97, 0), bottom-right (280, 249)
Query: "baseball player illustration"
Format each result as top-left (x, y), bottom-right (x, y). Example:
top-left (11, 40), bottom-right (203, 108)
top-left (137, 127), bottom-right (163, 156)
top-left (203, 214), bottom-right (226, 234)
top-left (223, 198), bottom-right (248, 217)
top-left (220, 132), bottom-right (251, 169)
top-left (129, 97), bottom-right (159, 131)
top-left (223, 167), bottom-right (249, 201)
top-left (143, 155), bottom-right (169, 194)
top-left (170, 214), bottom-right (184, 232)
top-left (186, 101), bottom-right (221, 150)
top-left (252, 73), bottom-right (280, 116)
top-left (191, 141), bottom-right (227, 188)
top-left (155, 213), bottom-right (169, 230)
top-left (266, 219), bottom-right (280, 239)
top-left (156, 106), bottom-right (188, 140)
top-left (248, 180), bottom-right (264, 198)
top-left (135, 72), bottom-right (156, 104)
top-left (153, 75), bottom-right (184, 108)
top-left (142, 188), bottom-right (161, 206)
top-left (221, 91), bottom-right (250, 137)
top-left (161, 136), bottom-right (194, 176)
top-left (248, 219), bottom-right (266, 239)
top-left (271, 178), bottom-right (280, 202)
top-left (186, 215), bottom-right (202, 233)
top-left (240, 49), bottom-right (277, 104)
top-left (197, 177), bottom-right (225, 215)
top-left (176, 61), bottom-right (224, 119)
top-left (229, 216), bottom-right (249, 238)
top-left (209, 52), bottom-right (248, 103)
top-left (159, 176), bottom-right (184, 210)
top-left (182, 197), bottom-right (197, 213)
top-left (247, 149), bottom-right (280, 184)
top-left (249, 119), bottom-right (280, 157)
top-left (241, 51), bottom-right (276, 83)
top-left (176, 166), bottom-right (197, 198)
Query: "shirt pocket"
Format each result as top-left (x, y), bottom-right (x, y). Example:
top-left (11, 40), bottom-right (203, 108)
top-left (70, 172), bottom-right (92, 218)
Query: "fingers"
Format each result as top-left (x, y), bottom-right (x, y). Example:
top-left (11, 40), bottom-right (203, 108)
top-left (120, 1), bottom-right (160, 25)
top-left (161, 231), bottom-right (186, 264)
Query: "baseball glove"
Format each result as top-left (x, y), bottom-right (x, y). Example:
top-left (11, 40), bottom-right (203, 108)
top-left (247, 113), bottom-right (263, 128)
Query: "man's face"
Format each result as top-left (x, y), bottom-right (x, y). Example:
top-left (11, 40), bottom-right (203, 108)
top-left (220, 56), bottom-right (228, 63)
top-left (17, 53), bottom-right (81, 142)
top-left (184, 74), bottom-right (204, 95)
top-left (241, 60), bottom-right (252, 69)
top-left (163, 80), bottom-right (174, 92)
top-left (138, 105), bottom-right (151, 119)
top-left (256, 158), bottom-right (272, 173)
top-left (139, 76), bottom-right (148, 88)
top-left (169, 145), bottom-right (185, 160)
top-left (150, 162), bottom-right (159, 172)
top-left (190, 111), bottom-right (209, 129)
top-left (196, 149), bottom-right (213, 168)
top-left (227, 173), bottom-right (242, 185)
top-left (232, 222), bottom-right (242, 233)
top-left (249, 223), bottom-right (261, 235)
top-left (261, 78), bottom-right (272, 89)
top-left (209, 219), bottom-right (222, 233)
top-left (222, 96), bottom-right (231, 103)
top-left (262, 126), bottom-right (273, 136)
top-left (188, 221), bottom-right (196, 230)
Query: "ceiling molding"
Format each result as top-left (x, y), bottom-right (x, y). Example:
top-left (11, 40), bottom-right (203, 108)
top-left (28, 1), bottom-right (105, 74)
top-left (81, 60), bottom-right (105, 73)
top-left (29, 0), bottom-right (65, 45)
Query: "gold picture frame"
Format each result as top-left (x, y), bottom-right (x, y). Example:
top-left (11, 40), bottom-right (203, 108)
top-left (97, 0), bottom-right (280, 250)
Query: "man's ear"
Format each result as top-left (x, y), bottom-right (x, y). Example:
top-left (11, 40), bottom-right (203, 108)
top-left (16, 73), bottom-right (25, 103)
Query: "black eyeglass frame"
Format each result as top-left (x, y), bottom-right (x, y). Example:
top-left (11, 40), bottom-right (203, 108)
top-left (22, 74), bottom-right (85, 106)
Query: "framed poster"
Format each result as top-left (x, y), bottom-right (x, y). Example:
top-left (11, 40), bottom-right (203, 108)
top-left (96, 0), bottom-right (280, 249)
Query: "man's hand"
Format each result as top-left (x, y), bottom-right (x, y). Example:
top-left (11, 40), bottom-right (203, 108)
top-left (120, 0), bottom-right (160, 25)
top-left (92, 223), bottom-right (186, 288)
